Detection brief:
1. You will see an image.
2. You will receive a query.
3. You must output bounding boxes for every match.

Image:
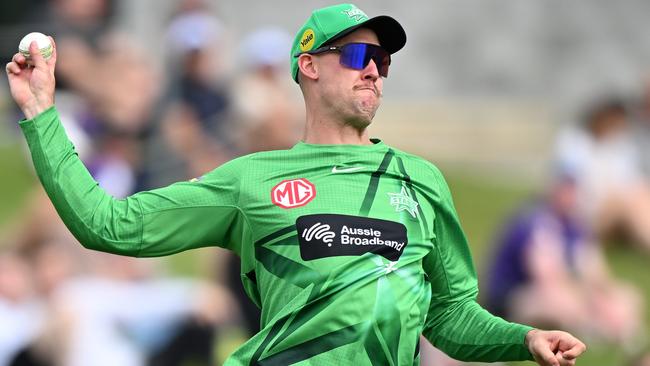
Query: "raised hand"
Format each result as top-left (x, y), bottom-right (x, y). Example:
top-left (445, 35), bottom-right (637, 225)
top-left (5, 36), bottom-right (57, 119)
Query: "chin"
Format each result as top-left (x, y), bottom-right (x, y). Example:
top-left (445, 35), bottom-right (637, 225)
top-left (356, 98), bottom-right (380, 117)
top-left (345, 112), bottom-right (374, 130)
top-left (337, 97), bottom-right (379, 129)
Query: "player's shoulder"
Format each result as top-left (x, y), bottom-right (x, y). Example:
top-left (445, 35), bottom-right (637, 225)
top-left (201, 148), bottom-right (297, 178)
top-left (221, 148), bottom-right (296, 166)
top-left (386, 145), bottom-right (445, 179)
top-left (243, 147), bottom-right (298, 161)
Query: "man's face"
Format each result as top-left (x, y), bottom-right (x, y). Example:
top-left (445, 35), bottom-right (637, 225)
top-left (311, 28), bottom-right (384, 129)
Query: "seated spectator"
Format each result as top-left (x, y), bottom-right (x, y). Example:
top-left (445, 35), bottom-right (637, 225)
top-left (485, 171), bottom-right (645, 348)
top-left (554, 97), bottom-right (650, 251)
top-left (227, 27), bottom-right (303, 153)
top-left (140, 0), bottom-right (232, 188)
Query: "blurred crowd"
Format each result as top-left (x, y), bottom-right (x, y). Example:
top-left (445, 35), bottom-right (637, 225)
top-left (1, 0), bottom-right (650, 365)
top-left (481, 84), bottom-right (650, 366)
top-left (420, 80), bottom-right (650, 366)
top-left (1, 0), bottom-right (302, 365)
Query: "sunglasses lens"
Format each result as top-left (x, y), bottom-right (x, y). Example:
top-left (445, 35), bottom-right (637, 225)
top-left (339, 43), bottom-right (368, 70)
top-left (339, 43), bottom-right (390, 77)
top-left (374, 51), bottom-right (390, 77)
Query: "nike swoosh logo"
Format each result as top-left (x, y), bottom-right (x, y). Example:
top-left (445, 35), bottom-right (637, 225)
top-left (331, 166), bottom-right (363, 174)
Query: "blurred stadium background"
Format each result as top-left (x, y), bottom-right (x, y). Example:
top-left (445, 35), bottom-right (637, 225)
top-left (1, 0), bottom-right (650, 365)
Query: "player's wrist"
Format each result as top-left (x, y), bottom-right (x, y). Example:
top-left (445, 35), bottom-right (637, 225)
top-left (22, 98), bottom-right (53, 120)
top-left (524, 329), bottom-right (540, 348)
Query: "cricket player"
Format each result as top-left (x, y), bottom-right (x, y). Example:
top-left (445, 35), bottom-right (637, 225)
top-left (6, 3), bottom-right (586, 366)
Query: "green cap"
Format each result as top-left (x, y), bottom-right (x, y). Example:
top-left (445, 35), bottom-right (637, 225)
top-left (290, 3), bottom-right (406, 83)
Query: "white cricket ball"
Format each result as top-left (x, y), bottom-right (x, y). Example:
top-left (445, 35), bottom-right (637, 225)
top-left (18, 32), bottom-right (53, 62)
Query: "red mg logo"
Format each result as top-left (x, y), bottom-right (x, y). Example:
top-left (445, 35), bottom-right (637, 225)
top-left (271, 178), bottom-right (316, 209)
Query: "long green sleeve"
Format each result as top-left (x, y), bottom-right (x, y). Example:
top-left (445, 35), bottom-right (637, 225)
top-left (421, 165), bottom-right (534, 361)
top-left (19, 106), bottom-right (251, 257)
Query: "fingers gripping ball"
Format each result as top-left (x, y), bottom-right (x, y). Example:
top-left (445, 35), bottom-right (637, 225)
top-left (18, 32), bottom-right (53, 64)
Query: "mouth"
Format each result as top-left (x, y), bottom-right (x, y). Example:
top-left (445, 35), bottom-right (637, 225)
top-left (354, 85), bottom-right (379, 96)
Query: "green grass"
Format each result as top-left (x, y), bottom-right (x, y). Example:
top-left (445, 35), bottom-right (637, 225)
top-left (0, 144), bottom-right (35, 234)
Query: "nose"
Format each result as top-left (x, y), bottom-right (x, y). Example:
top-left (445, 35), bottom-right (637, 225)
top-left (362, 59), bottom-right (380, 81)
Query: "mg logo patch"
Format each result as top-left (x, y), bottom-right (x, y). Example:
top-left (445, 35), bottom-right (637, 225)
top-left (271, 178), bottom-right (316, 209)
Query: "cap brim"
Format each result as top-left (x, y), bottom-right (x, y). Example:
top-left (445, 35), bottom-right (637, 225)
top-left (324, 15), bottom-right (406, 54)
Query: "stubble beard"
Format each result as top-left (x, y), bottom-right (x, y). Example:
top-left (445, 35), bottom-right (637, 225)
top-left (343, 92), bottom-right (380, 130)
top-left (319, 84), bottom-right (381, 131)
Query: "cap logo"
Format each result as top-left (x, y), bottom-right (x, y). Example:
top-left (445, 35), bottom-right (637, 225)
top-left (299, 29), bottom-right (316, 52)
top-left (341, 7), bottom-right (368, 22)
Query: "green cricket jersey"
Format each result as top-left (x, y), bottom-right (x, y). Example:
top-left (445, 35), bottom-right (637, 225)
top-left (20, 107), bottom-right (534, 365)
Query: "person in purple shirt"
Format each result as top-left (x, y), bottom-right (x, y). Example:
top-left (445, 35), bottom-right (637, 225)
top-left (485, 171), bottom-right (646, 347)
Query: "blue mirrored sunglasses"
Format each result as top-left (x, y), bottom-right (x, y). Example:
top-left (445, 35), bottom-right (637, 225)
top-left (301, 42), bottom-right (391, 77)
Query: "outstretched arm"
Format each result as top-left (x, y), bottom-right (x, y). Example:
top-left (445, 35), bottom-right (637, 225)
top-left (6, 36), bottom-right (251, 257)
top-left (422, 165), bottom-right (586, 365)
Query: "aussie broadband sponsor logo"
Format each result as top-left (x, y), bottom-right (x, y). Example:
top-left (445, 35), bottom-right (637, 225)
top-left (296, 214), bottom-right (407, 261)
top-left (340, 226), bottom-right (405, 250)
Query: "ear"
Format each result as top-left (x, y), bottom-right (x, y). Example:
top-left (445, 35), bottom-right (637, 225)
top-left (298, 53), bottom-right (318, 82)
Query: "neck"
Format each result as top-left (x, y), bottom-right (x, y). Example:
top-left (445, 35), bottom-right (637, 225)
top-left (302, 105), bottom-right (373, 145)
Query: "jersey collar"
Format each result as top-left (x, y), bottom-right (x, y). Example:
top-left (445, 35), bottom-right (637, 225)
top-left (291, 138), bottom-right (386, 151)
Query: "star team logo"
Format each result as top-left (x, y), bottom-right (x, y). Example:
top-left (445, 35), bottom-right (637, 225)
top-left (271, 178), bottom-right (316, 209)
top-left (388, 186), bottom-right (419, 218)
